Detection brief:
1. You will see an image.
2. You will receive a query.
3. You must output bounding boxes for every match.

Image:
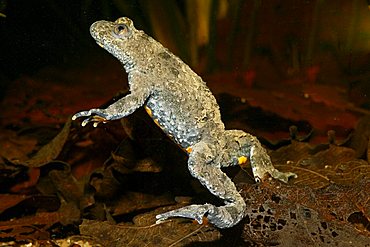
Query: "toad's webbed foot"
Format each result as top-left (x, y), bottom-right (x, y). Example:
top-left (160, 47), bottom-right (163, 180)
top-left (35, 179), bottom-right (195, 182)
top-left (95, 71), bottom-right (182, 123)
top-left (156, 203), bottom-right (244, 228)
top-left (249, 138), bottom-right (297, 183)
top-left (269, 169), bottom-right (297, 183)
top-left (72, 109), bottom-right (109, 127)
top-left (156, 204), bottom-right (213, 226)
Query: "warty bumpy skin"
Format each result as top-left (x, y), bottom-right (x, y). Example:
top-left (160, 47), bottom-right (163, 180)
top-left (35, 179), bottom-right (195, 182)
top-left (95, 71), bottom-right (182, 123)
top-left (72, 17), bottom-right (297, 228)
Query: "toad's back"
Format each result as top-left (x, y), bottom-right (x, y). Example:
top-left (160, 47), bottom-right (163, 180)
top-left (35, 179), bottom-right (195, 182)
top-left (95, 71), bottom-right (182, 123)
top-left (144, 49), bottom-right (225, 148)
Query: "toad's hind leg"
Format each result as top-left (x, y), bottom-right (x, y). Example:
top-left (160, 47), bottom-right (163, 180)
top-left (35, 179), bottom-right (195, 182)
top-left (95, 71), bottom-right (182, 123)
top-left (156, 142), bottom-right (246, 228)
top-left (222, 130), bottom-right (297, 183)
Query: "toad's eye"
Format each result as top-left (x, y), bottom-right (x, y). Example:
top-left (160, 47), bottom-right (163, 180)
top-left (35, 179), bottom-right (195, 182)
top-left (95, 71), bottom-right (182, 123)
top-left (114, 24), bottom-right (130, 38)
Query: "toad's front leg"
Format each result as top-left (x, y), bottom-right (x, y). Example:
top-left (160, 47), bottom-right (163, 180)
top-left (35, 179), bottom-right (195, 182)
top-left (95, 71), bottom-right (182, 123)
top-left (72, 73), bottom-right (151, 126)
top-left (72, 108), bottom-right (110, 127)
top-left (156, 142), bottom-right (246, 228)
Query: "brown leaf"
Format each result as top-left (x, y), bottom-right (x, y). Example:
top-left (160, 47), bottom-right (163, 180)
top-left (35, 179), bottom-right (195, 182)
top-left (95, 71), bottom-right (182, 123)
top-left (10, 167), bottom-right (40, 192)
top-left (110, 153), bottom-right (163, 173)
top-left (0, 194), bottom-right (28, 213)
top-left (23, 118), bottom-right (72, 167)
top-left (110, 192), bottom-right (175, 216)
top-left (36, 161), bottom-right (83, 204)
top-left (348, 115), bottom-right (370, 158)
top-left (0, 129), bottom-right (38, 162)
top-left (272, 142), bottom-right (370, 189)
top-left (0, 195), bottom-right (60, 219)
top-left (0, 212), bottom-right (60, 241)
top-left (80, 207), bottom-right (221, 247)
top-left (88, 168), bottom-right (122, 199)
top-left (368, 138), bottom-right (370, 162)
top-left (270, 141), bottom-right (314, 164)
top-left (240, 178), bottom-right (370, 246)
top-left (58, 201), bottom-right (81, 226)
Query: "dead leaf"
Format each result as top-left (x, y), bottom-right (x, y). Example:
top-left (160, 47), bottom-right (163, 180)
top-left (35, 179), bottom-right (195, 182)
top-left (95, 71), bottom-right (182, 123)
top-left (272, 142), bottom-right (370, 189)
top-left (0, 195), bottom-right (60, 220)
top-left (109, 192), bottom-right (175, 216)
top-left (80, 207), bottom-right (221, 247)
top-left (348, 115), bottom-right (370, 158)
top-left (110, 153), bottom-right (163, 173)
top-left (368, 138), bottom-right (370, 161)
top-left (58, 201), bottom-right (81, 226)
top-left (23, 118), bottom-right (72, 167)
top-left (36, 161), bottom-right (83, 204)
top-left (0, 160), bottom-right (29, 192)
top-left (10, 167), bottom-right (40, 192)
top-left (0, 212), bottom-right (60, 241)
top-left (240, 178), bottom-right (370, 246)
top-left (0, 194), bottom-right (28, 214)
top-left (0, 129), bottom-right (38, 162)
top-left (270, 140), bottom-right (314, 164)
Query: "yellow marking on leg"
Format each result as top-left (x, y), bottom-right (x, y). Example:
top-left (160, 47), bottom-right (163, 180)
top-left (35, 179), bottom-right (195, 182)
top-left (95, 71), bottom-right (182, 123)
top-left (144, 105), bottom-right (152, 117)
top-left (238, 156), bottom-right (250, 169)
top-left (186, 147), bottom-right (192, 153)
top-left (238, 156), bottom-right (248, 165)
top-left (153, 119), bottom-right (161, 127)
top-left (145, 106), bottom-right (162, 129)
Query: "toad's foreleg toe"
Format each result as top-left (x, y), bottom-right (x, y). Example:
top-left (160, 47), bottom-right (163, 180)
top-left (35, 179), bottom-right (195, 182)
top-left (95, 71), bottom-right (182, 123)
top-left (72, 109), bottom-right (110, 127)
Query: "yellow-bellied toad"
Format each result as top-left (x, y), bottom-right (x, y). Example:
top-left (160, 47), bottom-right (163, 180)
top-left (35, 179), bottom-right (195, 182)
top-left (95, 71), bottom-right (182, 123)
top-left (72, 17), bottom-right (297, 228)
